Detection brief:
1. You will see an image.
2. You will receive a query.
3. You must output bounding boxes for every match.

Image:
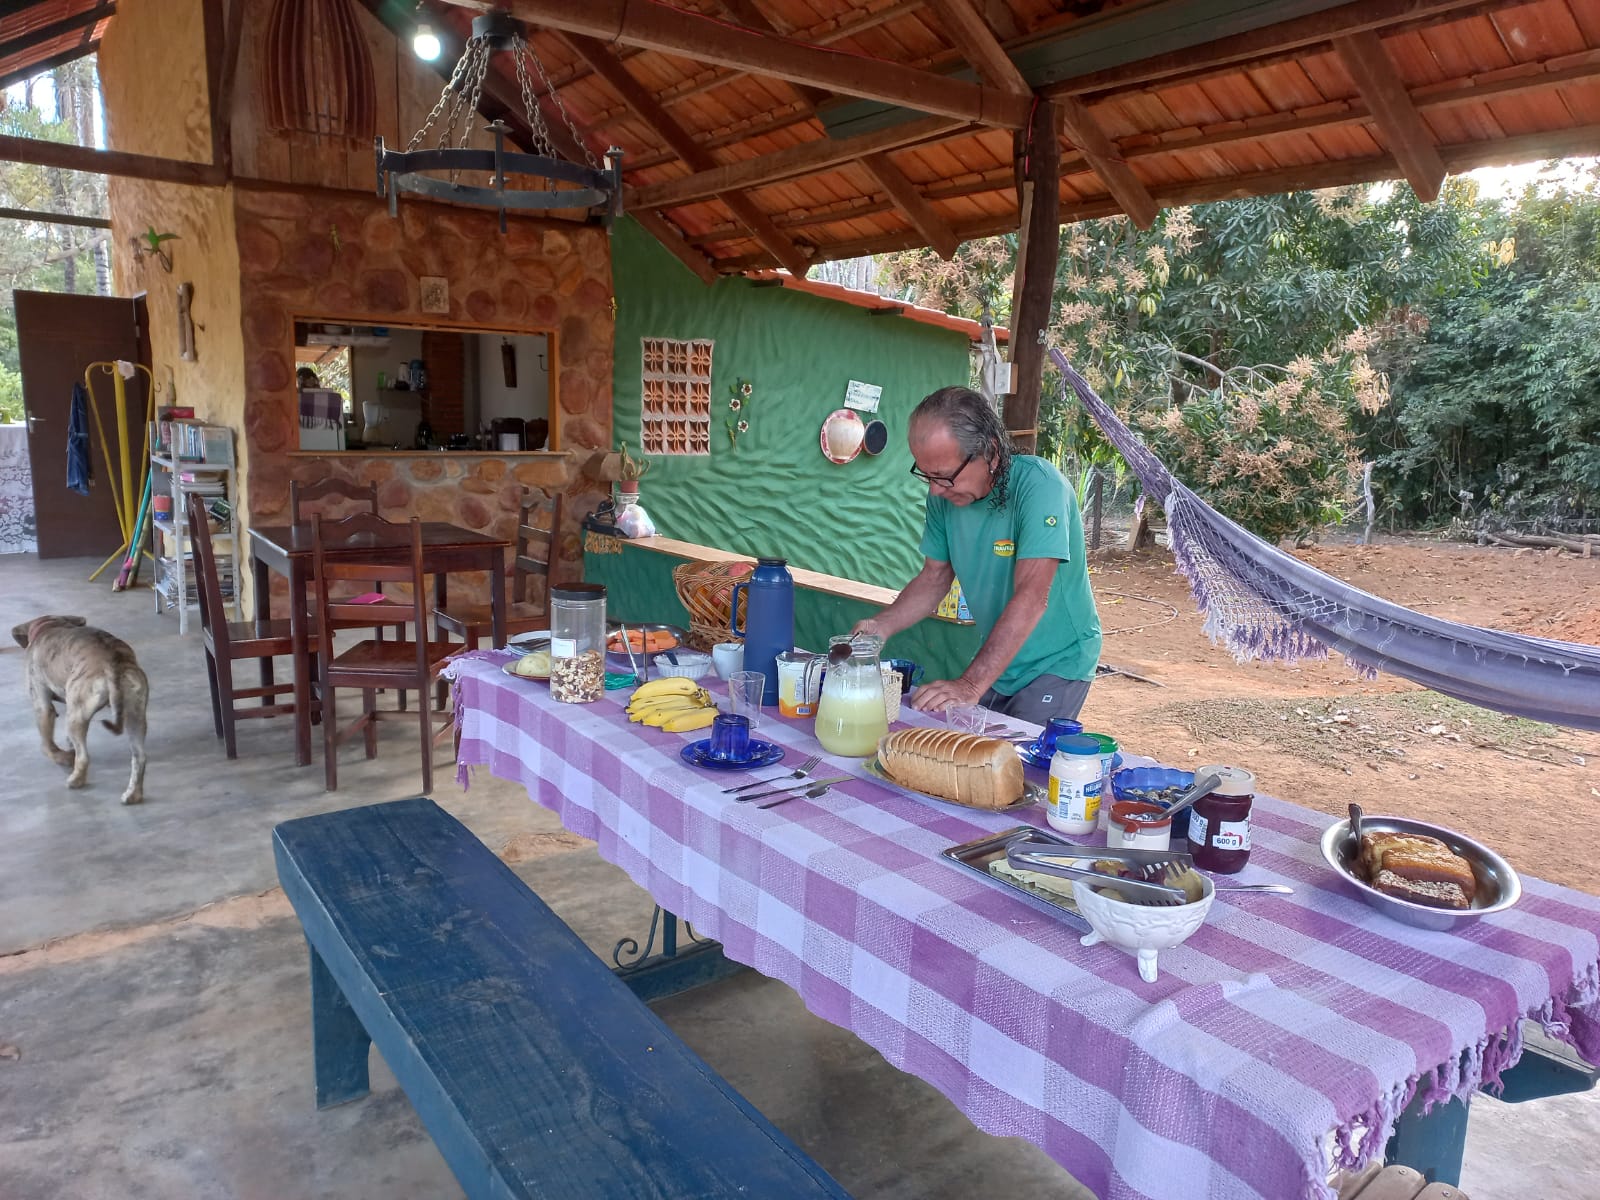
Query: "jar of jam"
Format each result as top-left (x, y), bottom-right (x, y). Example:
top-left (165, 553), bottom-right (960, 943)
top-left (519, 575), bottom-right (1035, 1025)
top-left (1187, 765), bottom-right (1256, 874)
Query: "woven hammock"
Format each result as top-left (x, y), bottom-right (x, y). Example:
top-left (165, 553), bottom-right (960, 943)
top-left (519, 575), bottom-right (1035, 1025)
top-left (1049, 347), bottom-right (1600, 732)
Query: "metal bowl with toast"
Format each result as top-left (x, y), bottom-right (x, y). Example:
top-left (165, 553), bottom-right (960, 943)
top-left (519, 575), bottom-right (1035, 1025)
top-left (1320, 813), bottom-right (1520, 931)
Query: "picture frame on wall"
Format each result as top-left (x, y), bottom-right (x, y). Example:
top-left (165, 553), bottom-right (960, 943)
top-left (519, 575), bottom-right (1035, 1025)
top-left (420, 276), bottom-right (449, 314)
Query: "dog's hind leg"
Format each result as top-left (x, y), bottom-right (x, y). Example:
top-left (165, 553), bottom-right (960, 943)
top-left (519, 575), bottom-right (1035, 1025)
top-left (30, 678), bottom-right (73, 769)
top-left (119, 670), bottom-right (149, 805)
top-left (63, 709), bottom-right (91, 789)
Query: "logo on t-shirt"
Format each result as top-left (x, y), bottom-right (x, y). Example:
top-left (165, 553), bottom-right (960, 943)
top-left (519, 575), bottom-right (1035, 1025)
top-left (1044, 514), bottom-right (1058, 527)
top-left (992, 539), bottom-right (1015, 557)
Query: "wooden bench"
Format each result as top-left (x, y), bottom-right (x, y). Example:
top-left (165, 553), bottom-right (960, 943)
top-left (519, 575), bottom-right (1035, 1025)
top-left (273, 796), bottom-right (853, 1200)
top-left (1335, 1163), bottom-right (1468, 1199)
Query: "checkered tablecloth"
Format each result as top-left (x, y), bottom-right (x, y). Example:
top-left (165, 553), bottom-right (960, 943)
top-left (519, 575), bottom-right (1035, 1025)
top-left (448, 652), bottom-right (1600, 1200)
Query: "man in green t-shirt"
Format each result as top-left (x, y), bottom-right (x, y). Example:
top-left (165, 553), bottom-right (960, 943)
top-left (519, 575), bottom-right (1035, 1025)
top-left (853, 386), bottom-right (1102, 726)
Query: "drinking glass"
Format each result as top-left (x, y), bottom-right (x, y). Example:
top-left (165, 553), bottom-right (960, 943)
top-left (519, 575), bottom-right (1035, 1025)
top-left (707, 713), bottom-right (752, 762)
top-left (728, 670), bottom-right (765, 731)
top-left (945, 703), bottom-right (987, 734)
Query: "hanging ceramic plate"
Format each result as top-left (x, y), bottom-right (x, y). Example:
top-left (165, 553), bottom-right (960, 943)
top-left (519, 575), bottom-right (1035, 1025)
top-left (863, 419), bottom-right (889, 456)
top-left (819, 408), bottom-right (866, 464)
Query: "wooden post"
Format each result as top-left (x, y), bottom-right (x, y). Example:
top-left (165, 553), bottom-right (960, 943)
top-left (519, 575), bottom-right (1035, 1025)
top-left (1005, 99), bottom-right (1058, 455)
top-left (1089, 467), bottom-right (1104, 550)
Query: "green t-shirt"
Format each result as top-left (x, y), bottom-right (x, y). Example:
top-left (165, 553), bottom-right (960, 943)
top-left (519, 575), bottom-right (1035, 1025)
top-left (919, 455), bottom-right (1102, 693)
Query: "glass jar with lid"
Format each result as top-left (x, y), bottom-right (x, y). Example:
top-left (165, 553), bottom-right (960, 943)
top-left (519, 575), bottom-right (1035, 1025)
top-left (1187, 765), bottom-right (1257, 874)
top-left (549, 583), bottom-right (607, 703)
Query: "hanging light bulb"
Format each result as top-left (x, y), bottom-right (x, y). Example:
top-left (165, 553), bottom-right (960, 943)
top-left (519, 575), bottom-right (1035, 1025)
top-left (413, 22), bottom-right (441, 61)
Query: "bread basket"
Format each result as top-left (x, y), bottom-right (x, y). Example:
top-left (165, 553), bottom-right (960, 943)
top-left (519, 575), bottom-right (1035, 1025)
top-left (672, 560), bottom-right (752, 651)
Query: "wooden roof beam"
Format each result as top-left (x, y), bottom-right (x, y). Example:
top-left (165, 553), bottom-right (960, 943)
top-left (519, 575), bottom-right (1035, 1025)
top-left (923, 0), bottom-right (1031, 94)
top-left (491, 0), bottom-right (1032, 128)
top-left (0, 133), bottom-right (222, 186)
top-left (625, 114), bottom-right (966, 211)
top-left (562, 31), bottom-right (813, 276)
top-left (1334, 30), bottom-right (1444, 201)
top-left (858, 153), bottom-right (959, 259)
top-left (631, 209), bottom-right (720, 285)
top-left (1057, 94), bottom-right (1157, 230)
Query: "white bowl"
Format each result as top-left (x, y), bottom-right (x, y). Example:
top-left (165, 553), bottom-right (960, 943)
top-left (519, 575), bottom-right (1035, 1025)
top-left (651, 651), bottom-right (713, 681)
top-left (1071, 873), bottom-right (1214, 983)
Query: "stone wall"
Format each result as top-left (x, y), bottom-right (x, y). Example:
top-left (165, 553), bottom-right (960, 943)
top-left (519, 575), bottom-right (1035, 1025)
top-left (236, 188), bottom-right (617, 603)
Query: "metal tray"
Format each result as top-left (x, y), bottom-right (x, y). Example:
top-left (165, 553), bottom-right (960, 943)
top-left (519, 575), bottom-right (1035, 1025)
top-left (861, 754), bottom-right (1039, 812)
top-left (1319, 814), bottom-right (1520, 931)
top-left (604, 622), bottom-right (690, 677)
top-left (940, 826), bottom-right (1091, 931)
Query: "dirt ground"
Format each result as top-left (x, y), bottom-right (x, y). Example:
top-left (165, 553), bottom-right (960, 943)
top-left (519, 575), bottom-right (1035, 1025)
top-left (1075, 536), bottom-right (1600, 894)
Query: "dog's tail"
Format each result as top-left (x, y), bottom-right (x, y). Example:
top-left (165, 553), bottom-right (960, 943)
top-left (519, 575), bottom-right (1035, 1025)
top-left (102, 678), bottom-right (125, 735)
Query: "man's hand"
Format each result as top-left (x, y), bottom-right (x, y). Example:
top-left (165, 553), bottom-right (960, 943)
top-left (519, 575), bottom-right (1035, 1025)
top-left (851, 616), bottom-right (888, 641)
top-left (909, 676), bottom-right (983, 714)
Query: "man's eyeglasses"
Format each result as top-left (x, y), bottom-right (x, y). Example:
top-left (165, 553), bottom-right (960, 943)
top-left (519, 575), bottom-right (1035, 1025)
top-left (909, 451), bottom-right (975, 488)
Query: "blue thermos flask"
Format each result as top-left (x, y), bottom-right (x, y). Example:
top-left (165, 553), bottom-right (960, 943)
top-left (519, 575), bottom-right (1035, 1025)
top-left (731, 557), bottom-right (794, 706)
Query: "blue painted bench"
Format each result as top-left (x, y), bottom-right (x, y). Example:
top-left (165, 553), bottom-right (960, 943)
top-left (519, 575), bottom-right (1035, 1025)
top-left (273, 797), bottom-right (853, 1200)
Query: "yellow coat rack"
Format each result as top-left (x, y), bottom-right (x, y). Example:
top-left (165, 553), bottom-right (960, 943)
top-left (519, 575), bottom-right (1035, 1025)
top-left (83, 360), bottom-right (156, 582)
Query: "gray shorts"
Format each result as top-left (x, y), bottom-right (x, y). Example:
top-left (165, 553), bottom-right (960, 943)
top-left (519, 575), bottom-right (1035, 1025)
top-left (980, 674), bottom-right (1092, 728)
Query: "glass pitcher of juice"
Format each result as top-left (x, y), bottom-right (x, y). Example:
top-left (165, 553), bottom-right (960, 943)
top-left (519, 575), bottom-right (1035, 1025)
top-left (813, 634), bottom-right (889, 757)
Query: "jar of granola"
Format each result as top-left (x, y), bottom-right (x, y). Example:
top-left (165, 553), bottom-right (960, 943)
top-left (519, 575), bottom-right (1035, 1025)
top-left (549, 583), bottom-right (607, 703)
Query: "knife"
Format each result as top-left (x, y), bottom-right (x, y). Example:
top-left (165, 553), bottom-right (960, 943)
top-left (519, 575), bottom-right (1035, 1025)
top-left (735, 776), bottom-right (850, 804)
top-left (758, 779), bottom-right (845, 809)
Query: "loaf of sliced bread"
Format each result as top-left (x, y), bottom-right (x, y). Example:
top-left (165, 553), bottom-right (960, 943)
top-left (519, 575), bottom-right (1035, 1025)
top-left (877, 728), bottom-right (1024, 810)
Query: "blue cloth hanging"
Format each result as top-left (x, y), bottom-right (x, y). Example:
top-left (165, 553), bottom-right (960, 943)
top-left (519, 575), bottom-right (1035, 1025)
top-left (66, 382), bottom-right (92, 495)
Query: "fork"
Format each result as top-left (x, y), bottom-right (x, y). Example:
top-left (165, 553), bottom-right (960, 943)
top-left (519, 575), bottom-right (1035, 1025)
top-left (720, 753), bottom-right (821, 794)
top-left (757, 779), bottom-right (842, 810)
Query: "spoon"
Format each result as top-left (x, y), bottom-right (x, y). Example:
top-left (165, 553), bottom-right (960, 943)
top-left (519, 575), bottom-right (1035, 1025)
top-left (1162, 772), bottom-right (1222, 822)
top-left (828, 640), bottom-right (854, 666)
top-left (1345, 802), bottom-right (1364, 865)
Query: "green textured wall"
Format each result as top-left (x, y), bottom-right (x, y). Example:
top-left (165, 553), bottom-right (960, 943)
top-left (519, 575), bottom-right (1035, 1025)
top-left (611, 218), bottom-right (971, 590)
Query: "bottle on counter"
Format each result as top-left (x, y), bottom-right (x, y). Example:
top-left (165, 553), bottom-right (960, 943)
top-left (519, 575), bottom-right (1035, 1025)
top-left (1187, 765), bottom-right (1257, 874)
top-left (731, 557), bottom-right (794, 707)
top-left (1046, 734), bottom-right (1103, 836)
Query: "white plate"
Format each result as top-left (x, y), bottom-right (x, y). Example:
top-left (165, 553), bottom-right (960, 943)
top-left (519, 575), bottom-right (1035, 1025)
top-left (508, 629), bottom-right (551, 649)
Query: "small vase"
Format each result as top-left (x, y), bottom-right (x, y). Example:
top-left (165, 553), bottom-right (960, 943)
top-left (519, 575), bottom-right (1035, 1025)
top-left (618, 480), bottom-right (641, 499)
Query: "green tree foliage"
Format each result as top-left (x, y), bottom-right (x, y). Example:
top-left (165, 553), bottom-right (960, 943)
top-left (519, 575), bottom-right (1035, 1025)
top-left (1365, 171), bottom-right (1600, 526)
top-left (0, 58), bottom-right (111, 423)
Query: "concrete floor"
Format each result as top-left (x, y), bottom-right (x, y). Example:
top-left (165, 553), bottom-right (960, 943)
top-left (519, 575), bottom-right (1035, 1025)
top-left (1, 554), bottom-right (1596, 1200)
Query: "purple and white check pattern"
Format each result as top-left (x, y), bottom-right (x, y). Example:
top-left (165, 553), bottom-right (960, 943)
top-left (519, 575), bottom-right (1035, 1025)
top-left (449, 652), bottom-right (1600, 1200)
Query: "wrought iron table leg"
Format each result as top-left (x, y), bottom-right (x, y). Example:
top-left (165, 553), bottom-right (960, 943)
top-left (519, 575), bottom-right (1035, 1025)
top-left (612, 906), bottom-right (746, 1002)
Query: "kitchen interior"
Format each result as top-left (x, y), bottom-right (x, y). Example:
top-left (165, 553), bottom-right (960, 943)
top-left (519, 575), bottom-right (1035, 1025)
top-left (294, 319), bottom-right (554, 453)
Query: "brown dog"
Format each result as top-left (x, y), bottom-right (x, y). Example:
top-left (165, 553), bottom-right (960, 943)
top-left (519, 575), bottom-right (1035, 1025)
top-left (12, 615), bottom-right (149, 805)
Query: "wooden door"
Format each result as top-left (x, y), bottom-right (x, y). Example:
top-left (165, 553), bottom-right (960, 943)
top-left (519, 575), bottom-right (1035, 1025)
top-left (16, 291), bottom-right (150, 559)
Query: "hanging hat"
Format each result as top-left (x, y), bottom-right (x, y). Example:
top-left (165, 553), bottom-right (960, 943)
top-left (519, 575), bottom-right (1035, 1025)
top-left (820, 408), bottom-right (866, 464)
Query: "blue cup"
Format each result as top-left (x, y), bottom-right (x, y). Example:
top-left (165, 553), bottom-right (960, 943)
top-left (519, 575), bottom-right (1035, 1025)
top-left (1036, 717), bottom-right (1084, 758)
top-left (886, 658), bottom-right (924, 694)
top-left (707, 713), bottom-right (752, 762)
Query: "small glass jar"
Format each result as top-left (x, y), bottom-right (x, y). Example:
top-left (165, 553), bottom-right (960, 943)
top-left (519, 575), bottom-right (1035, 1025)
top-left (549, 583), bottom-right (607, 703)
top-left (1187, 765), bottom-right (1256, 874)
top-left (1047, 735), bottom-right (1103, 836)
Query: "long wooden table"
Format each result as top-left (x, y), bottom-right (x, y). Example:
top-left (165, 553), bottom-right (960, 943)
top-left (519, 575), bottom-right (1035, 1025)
top-left (250, 522), bottom-right (509, 766)
top-left (448, 650), bottom-right (1600, 1200)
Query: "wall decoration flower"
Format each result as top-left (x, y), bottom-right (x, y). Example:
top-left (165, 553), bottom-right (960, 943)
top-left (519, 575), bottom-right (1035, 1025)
top-left (725, 378), bottom-right (755, 448)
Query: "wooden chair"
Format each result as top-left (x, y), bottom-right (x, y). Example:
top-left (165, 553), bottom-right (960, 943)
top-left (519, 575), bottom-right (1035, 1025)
top-left (435, 487), bottom-right (562, 649)
top-left (310, 513), bottom-right (456, 793)
top-left (188, 493), bottom-right (309, 758)
top-left (292, 476), bottom-right (410, 708)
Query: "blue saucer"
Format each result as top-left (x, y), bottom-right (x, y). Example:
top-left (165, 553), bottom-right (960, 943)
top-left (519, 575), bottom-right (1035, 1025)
top-left (1017, 743), bottom-right (1124, 772)
top-left (680, 739), bottom-right (785, 771)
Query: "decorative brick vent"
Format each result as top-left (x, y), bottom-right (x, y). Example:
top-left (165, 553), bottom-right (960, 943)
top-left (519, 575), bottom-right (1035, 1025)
top-left (640, 337), bottom-right (712, 456)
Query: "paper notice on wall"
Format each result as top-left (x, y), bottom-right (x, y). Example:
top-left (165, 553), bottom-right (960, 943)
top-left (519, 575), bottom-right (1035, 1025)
top-left (844, 380), bottom-right (882, 412)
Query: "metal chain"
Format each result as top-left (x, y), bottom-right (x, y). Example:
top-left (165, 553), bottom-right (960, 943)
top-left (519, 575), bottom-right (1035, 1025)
top-left (517, 31), bottom-right (600, 169)
top-left (512, 36), bottom-right (557, 161)
top-left (406, 36), bottom-right (480, 151)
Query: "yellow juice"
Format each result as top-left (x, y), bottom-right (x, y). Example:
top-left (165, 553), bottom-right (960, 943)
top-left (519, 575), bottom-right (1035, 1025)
top-left (815, 682), bottom-right (889, 757)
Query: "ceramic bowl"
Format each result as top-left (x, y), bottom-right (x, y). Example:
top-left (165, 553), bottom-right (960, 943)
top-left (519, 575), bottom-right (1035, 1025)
top-left (1071, 873), bottom-right (1214, 983)
top-left (652, 650), bottom-right (713, 681)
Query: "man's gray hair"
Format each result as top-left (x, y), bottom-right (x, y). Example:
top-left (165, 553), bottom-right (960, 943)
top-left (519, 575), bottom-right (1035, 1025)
top-left (910, 385), bottom-right (1014, 508)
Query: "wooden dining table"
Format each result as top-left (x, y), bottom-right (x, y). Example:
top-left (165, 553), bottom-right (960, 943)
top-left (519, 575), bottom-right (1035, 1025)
top-left (445, 648), bottom-right (1600, 1200)
top-left (249, 521), bottom-right (510, 766)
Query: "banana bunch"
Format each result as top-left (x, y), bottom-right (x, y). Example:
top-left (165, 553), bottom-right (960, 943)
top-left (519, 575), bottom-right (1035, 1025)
top-left (626, 677), bottom-right (718, 731)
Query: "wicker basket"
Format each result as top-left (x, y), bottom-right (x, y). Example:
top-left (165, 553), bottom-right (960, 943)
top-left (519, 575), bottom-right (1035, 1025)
top-left (672, 559), bottom-right (754, 650)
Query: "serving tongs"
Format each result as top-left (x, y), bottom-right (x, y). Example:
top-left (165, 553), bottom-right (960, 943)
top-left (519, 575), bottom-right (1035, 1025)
top-left (1005, 837), bottom-right (1192, 904)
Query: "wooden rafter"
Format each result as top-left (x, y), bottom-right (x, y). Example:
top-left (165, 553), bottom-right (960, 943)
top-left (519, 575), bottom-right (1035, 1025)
top-left (489, 0), bottom-right (1033, 128)
top-left (858, 153), bottom-right (959, 260)
top-left (624, 114), bottom-right (965, 211)
top-left (631, 209), bottom-right (720, 285)
top-left (562, 31), bottom-right (812, 276)
top-left (0, 133), bottom-right (223, 186)
top-left (1056, 94), bottom-right (1157, 230)
top-left (922, 0), bottom-right (1030, 94)
top-left (1334, 30), bottom-right (1445, 201)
